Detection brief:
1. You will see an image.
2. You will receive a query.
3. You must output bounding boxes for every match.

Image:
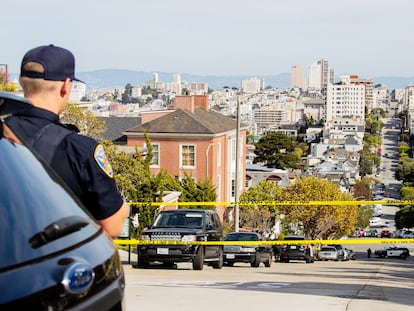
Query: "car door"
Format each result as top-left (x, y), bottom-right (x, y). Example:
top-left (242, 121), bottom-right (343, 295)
top-left (204, 213), bottom-right (222, 258)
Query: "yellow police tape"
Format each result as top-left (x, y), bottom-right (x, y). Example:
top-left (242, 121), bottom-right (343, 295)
top-left (113, 239), bottom-right (414, 246)
top-left (127, 200), bottom-right (414, 206)
top-left (118, 199), bottom-right (414, 246)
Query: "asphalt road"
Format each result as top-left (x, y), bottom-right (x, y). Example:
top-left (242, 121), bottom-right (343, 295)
top-left (120, 243), bottom-right (414, 311)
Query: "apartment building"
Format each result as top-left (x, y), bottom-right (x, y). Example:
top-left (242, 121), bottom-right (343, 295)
top-left (308, 59), bottom-right (334, 93)
top-left (290, 64), bottom-right (307, 90)
top-left (123, 95), bottom-right (247, 220)
top-left (241, 77), bottom-right (261, 94)
top-left (326, 76), bottom-right (365, 121)
top-left (404, 85), bottom-right (414, 134)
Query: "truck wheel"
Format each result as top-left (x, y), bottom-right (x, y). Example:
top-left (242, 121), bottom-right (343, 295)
top-left (137, 253), bottom-right (149, 269)
top-left (251, 253), bottom-right (261, 267)
top-left (212, 246), bottom-right (223, 269)
top-left (192, 246), bottom-right (204, 270)
top-left (264, 253), bottom-right (272, 267)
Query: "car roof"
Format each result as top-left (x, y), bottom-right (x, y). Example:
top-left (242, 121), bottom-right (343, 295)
top-left (160, 209), bottom-right (214, 213)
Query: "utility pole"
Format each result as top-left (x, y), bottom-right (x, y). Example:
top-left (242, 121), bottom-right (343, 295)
top-left (234, 93), bottom-right (241, 232)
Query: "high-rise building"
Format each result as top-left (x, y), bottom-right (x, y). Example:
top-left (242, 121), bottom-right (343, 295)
top-left (290, 65), bottom-right (306, 90)
top-left (241, 77), bottom-right (261, 94)
top-left (308, 59), bottom-right (334, 93)
top-left (308, 62), bottom-right (321, 90)
top-left (326, 75), bottom-right (365, 121)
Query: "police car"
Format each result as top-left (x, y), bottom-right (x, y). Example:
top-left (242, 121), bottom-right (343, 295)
top-left (374, 246), bottom-right (410, 259)
top-left (0, 92), bottom-right (125, 310)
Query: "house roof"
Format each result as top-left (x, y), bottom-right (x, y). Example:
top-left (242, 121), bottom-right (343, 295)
top-left (125, 108), bottom-right (239, 135)
top-left (100, 116), bottom-right (141, 143)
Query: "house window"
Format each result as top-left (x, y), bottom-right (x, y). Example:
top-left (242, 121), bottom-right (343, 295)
top-left (217, 142), bottom-right (221, 167)
top-left (150, 143), bottom-right (159, 167)
top-left (231, 139), bottom-right (236, 161)
top-left (181, 144), bottom-right (196, 168)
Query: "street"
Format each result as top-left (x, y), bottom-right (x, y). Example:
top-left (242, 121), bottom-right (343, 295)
top-left (121, 242), bottom-right (414, 311)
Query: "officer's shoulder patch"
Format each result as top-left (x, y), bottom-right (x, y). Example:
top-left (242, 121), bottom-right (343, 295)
top-left (94, 144), bottom-right (113, 178)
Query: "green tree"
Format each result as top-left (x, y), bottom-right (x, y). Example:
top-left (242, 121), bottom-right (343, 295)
top-left (395, 206), bottom-right (414, 229)
top-left (164, 172), bottom-right (217, 209)
top-left (61, 103), bottom-right (105, 141)
top-left (253, 132), bottom-right (299, 168)
top-left (359, 149), bottom-right (375, 176)
top-left (356, 205), bottom-right (372, 229)
top-left (238, 179), bottom-right (282, 233)
top-left (279, 176), bottom-right (357, 240)
top-left (396, 157), bottom-right (414, 182)
top-left (395, 187), bottom-right (414, 229)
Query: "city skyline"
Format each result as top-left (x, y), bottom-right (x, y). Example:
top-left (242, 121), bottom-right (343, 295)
top-left (3, 0), bottom-right (414, 81)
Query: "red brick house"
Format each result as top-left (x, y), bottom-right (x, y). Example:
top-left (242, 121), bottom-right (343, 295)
top-left (123, 95), bottom-right (247, 221)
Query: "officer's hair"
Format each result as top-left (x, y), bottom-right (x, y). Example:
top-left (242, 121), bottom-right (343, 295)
top-left (19, 62), bottom-right (61, 96)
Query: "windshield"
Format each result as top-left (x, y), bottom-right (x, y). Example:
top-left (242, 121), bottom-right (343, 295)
top-left (153, 212), bottom-right (203, 228)
top-left (224, 233), bottom-right (259, 241)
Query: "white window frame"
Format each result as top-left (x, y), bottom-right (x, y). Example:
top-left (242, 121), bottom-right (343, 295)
top-left (150, 143), bottom-right (160, 168)
top-left (180, 144), bottom-right (196, 169)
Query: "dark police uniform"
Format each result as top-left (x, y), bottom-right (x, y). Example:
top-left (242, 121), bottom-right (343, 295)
top-left (5, 106), bottom-right (123, 221)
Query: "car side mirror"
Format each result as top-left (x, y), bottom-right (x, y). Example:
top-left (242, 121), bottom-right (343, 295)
top-left (205, 224), bottom-right (213, 230)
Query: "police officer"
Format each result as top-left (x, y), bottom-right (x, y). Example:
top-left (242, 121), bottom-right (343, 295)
top-left (5, 44), bottom-right (130, 238)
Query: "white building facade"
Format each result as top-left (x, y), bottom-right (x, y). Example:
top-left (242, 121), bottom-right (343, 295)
top-left (326, 77), bottom-right (365, 121)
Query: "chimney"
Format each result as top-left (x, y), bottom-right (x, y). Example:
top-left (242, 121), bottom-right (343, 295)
top-left (172, 95), bottom-right (209, 112)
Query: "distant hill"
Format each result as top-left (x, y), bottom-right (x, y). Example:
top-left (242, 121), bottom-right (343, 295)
top-left (14, 68), bottom-right (412, 91)
top-left (76, 69), bottom-right (292, 90)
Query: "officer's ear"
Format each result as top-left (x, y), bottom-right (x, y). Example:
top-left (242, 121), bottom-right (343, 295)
top-left (60, 78), bottom-right (72, 98)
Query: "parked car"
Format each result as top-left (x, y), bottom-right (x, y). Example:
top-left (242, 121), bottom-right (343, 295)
top-left (223, 232), bottom-right (272, 267)
top-left (354, 228), bottom-right (366, 237)
top-left (327, 244), bottom-right (346, 260)
top-left (280, 236), bottom-right (315, 263)
top-left (381, 230), bottom-right (392, 238)
top-left (345, 248), bottom-right (356, 260)
top-left (367, 229), bottom-right (379, 237)
top-left (138, 209), bottom-right (223, 270)
top-left (0, 118), bottom-right (125, 309)
top-left (372, 205), bottom-right (383, 217)
top-left (402, 231), bottom-right (414, 238)
top-left (370, 217), bottom-right (382, 227)
top-left (401, 230), bottom-right (414, 238)
top-left (318, 246), bottom-right (340, 261)
top-left (374, 246), bottom-right (410, 259)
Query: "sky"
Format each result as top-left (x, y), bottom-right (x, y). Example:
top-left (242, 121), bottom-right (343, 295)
top-left (3, 0), bottom-right (414, 80)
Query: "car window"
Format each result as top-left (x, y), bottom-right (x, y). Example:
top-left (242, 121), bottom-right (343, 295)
top-left (153, 211), bottom-right (204, 228)
top-left (320, 247), bottom-right (336, 252)
top-left (0, 138), bottom-right (100, 269)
